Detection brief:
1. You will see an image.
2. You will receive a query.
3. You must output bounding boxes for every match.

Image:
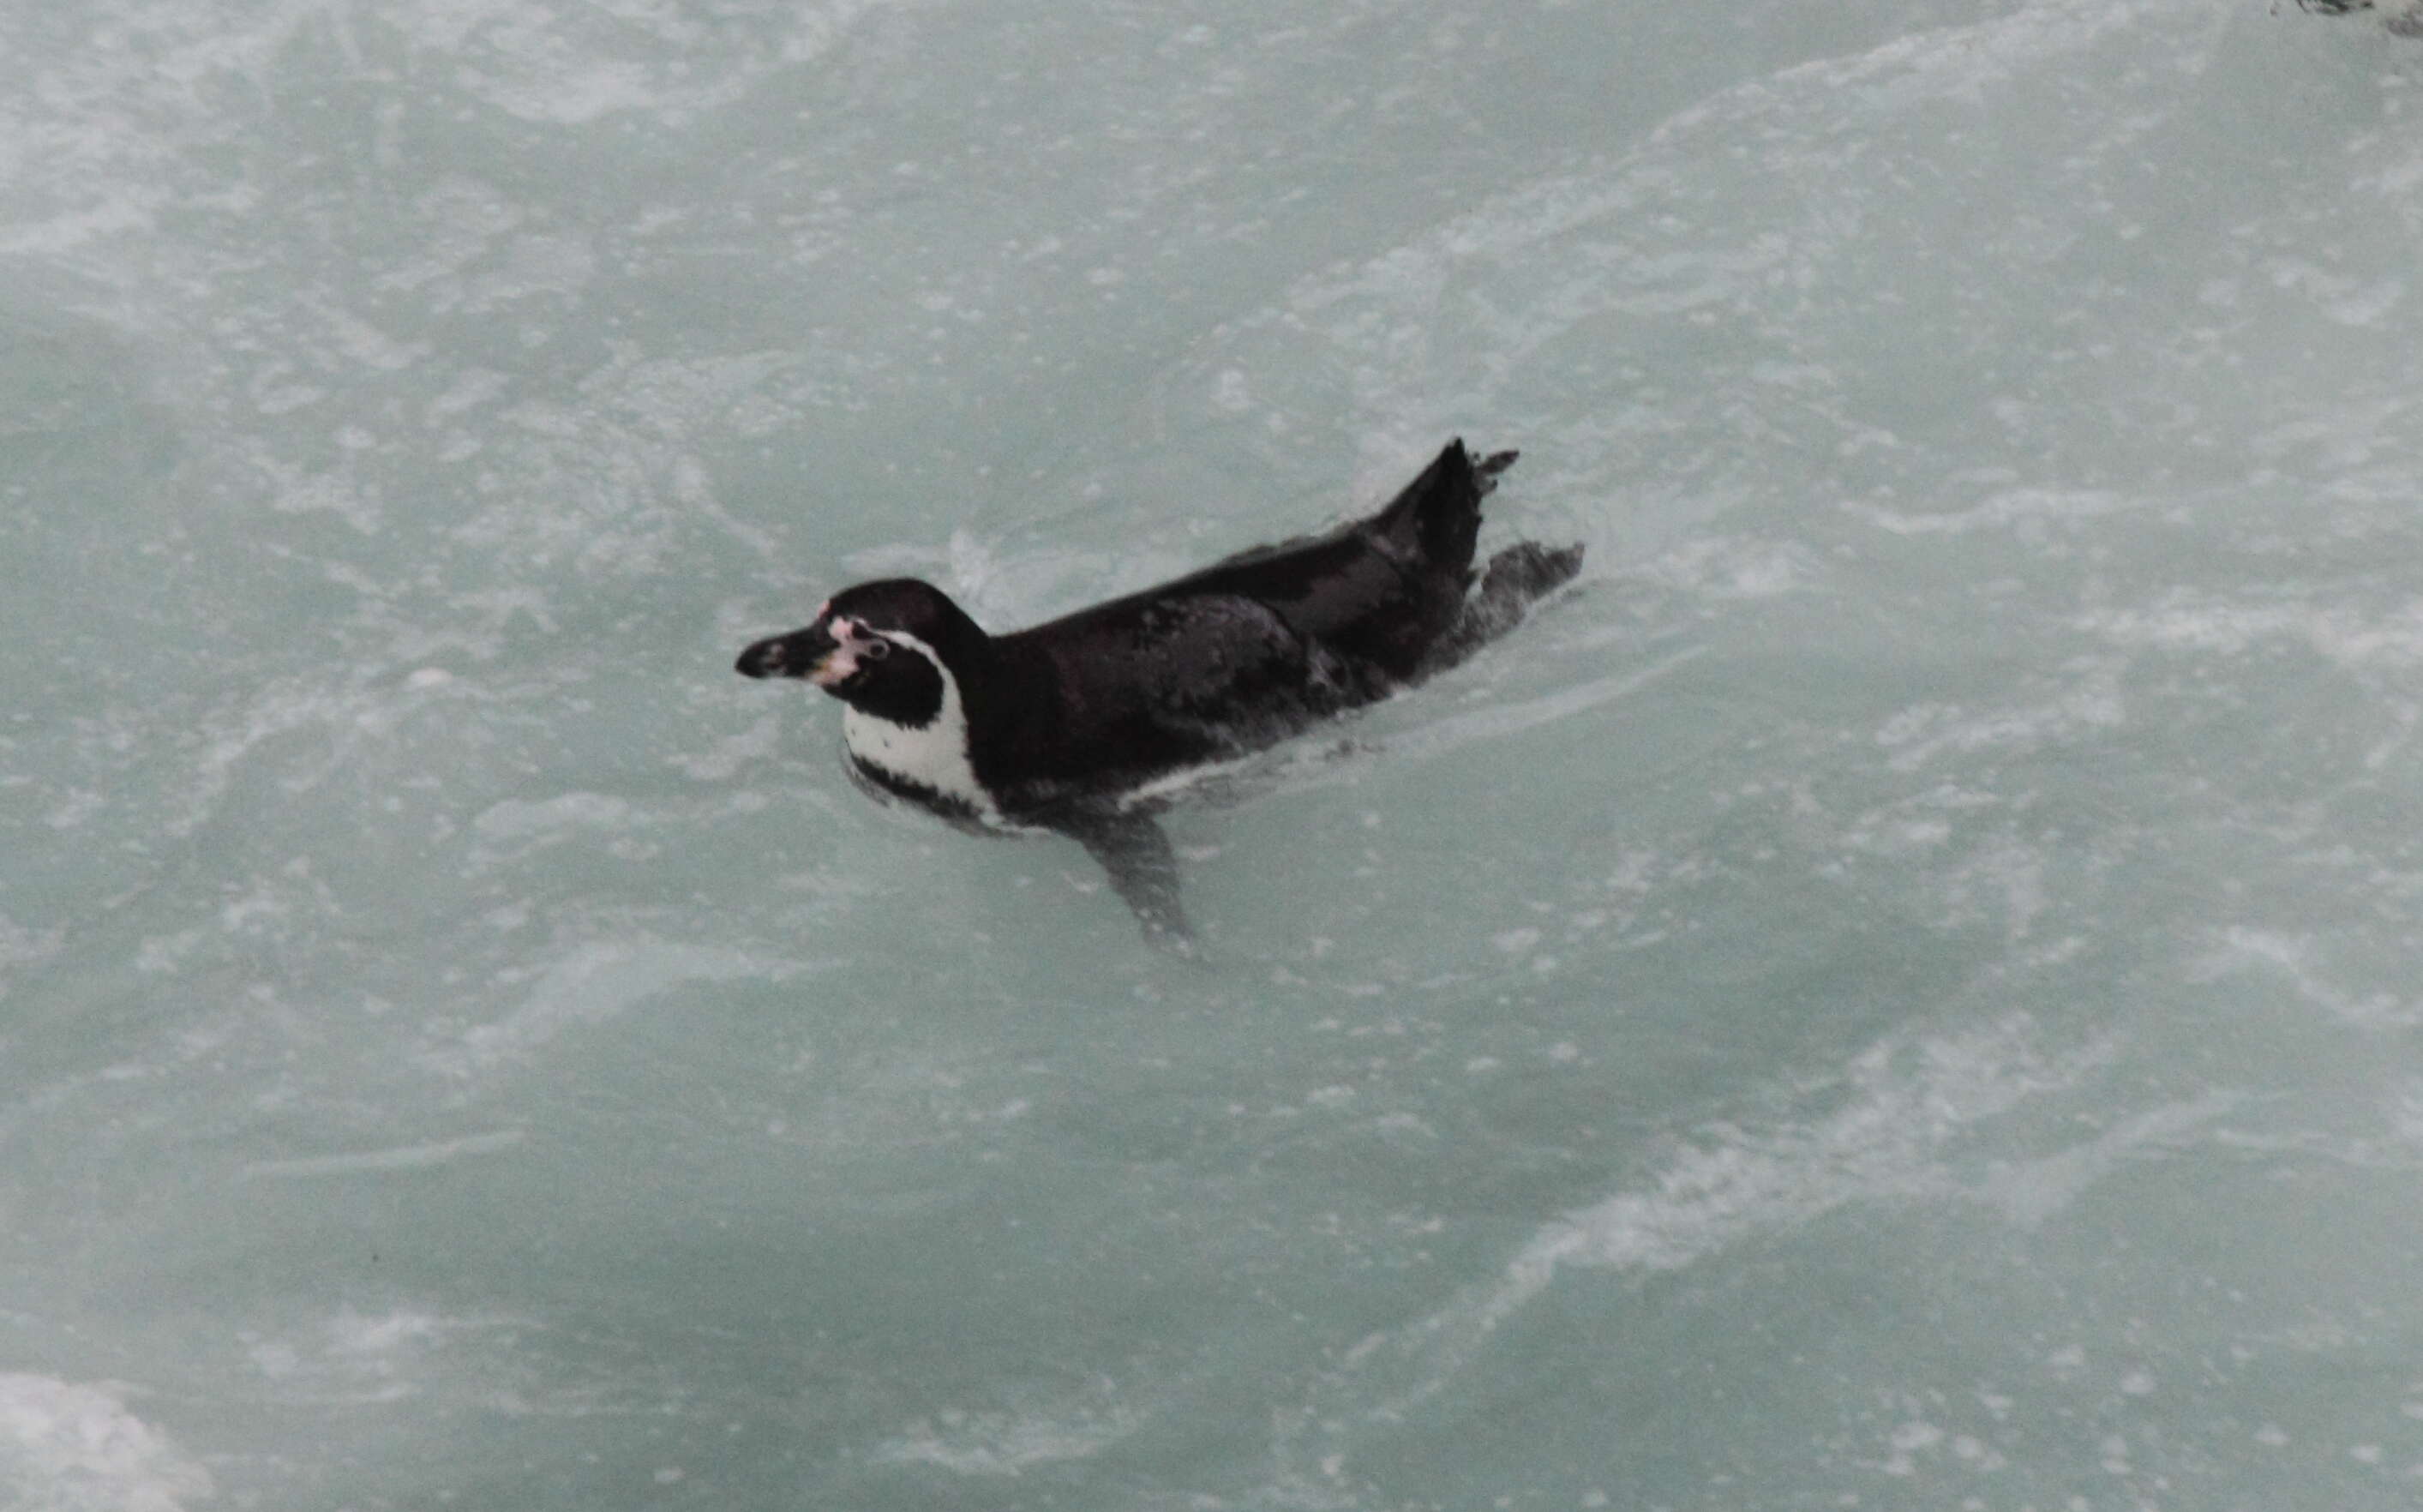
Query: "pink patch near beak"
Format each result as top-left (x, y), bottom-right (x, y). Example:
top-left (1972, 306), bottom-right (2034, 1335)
top-left (808, 645), bottom-right (857, 688)
top-left (810, 615), bottom-right (868, 688)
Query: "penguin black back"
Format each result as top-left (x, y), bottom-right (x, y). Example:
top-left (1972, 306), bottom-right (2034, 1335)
top-left (1022, 440), bottom-right (1517, 689)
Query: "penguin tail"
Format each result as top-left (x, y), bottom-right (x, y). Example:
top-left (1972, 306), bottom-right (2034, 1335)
top-left (1374, 438), bottom-right (1515, 572)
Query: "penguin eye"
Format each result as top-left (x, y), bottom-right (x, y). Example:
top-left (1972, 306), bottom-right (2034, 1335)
top-left (861, 637), bottom-right (892, 661)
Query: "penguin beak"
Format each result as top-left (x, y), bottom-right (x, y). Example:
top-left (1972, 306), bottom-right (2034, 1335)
top-left (735, 619), bottom-right (844, 685)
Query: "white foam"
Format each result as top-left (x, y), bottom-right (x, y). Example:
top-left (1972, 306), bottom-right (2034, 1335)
top-left (1874, 662), bottom-right (2126, 775)
top-left (385, 0), bottom-right (897, 124)
top-left (428, 941), bottom-right (816, 1073)
top-left (241, 1128), bottom-right (527, 1180)
top-left (470, 791), bottom-right (633, 842)
top-left (872, 1398), bottom-right (1141, 1477)
top-left (1844, 488), bottom-right (2132, 538)
top-left (1634, 536), bottom-right (1825, 597)
top-left (2191, 927), bottom-right (2421, 1031)
top-left (669, 711), bottom-right (786, 783)
top-left (1974, 1092), bottom-right (2240, 1228)
top-left (2079, 593), bottom-right (2423, 671)
top-left (1397, 645), bottom-right (1709, 761)
top-left (0, 1375), bottom-right (212, 1512)
top-left (1276, 1015), bottom-right (2117, 1455)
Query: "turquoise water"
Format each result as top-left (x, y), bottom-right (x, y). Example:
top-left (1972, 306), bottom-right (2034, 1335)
top-left (7, 2), bottom-right (2423, 1507)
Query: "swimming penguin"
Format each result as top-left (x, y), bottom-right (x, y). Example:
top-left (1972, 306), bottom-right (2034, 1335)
top-left (735, 440), bottom-right (1582, 951)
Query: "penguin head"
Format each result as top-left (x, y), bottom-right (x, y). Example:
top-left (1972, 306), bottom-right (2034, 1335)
top-left (735, 579), bottom-right (988, 731)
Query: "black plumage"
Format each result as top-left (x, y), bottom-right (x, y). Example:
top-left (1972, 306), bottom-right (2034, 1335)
top-left (735, 439), bottom-right (1582, 949)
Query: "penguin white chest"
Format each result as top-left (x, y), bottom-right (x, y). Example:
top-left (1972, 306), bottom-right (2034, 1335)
top-left (840, 651), bottom-right (998, 821)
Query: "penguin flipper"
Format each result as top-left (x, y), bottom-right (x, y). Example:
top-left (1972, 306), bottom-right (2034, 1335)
top-left (1065, 811), bottom-right (1197, 956)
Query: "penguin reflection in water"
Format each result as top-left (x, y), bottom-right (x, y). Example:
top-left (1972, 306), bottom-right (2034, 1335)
top-left (736, 441), bottom-right (1582, 953)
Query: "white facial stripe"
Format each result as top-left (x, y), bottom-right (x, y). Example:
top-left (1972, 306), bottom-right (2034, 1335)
top-left (837, 627), bottom-right (999, 822)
